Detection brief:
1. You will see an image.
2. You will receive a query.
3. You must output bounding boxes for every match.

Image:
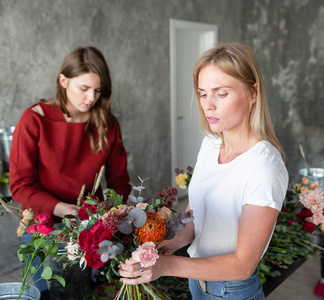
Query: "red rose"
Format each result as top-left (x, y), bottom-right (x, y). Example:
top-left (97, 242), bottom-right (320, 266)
top-left (35, 214), bottom-right (55, 226)
top-left (90, 220), bottom-right (113, 247)
top-left (26, 224), bottom-right (37, 234)
top-left (78, 229), bottom-right (93, 251)
top-left (77, 206), bottom-right (92, 221)
top-left (77, 201), bottom-right (98, 221)
top-left (84, 246), bottom-right (105, 269)
top-left (302, 208), bottom-right (313, 218)
top-left (288, 220), bottom-right (295, 226)
top-left (303, 221), bottom-right (316, 233)
top-left (36, 224), bottom-right (55, 236)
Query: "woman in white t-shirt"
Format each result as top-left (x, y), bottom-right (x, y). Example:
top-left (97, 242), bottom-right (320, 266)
top-left (119, 43), bottom-right (288, 300)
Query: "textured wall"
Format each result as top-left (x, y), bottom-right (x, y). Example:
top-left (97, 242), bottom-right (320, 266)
top-left (241, 0), bottom-right (324, 184)
top-left (0, 0), bottom-right (240, 196)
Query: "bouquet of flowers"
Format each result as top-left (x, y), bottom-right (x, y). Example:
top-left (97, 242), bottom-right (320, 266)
top-left (258, 177), bottom-right (324, 284)
top-left (52, 176), bottom-right (193, 299)
top-left (0, 197), bottom-right (65, 300)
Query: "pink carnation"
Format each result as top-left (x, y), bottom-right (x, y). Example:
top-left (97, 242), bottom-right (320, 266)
top-left (132, 242), bottom-right (159, 268)
top-left (299, 188), bottom-right (324, 214)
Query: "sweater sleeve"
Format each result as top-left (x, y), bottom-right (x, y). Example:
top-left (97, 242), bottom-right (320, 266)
top-left (9, 109), bottom-right (61, 217)
top-left (104, 121), bottom-right (132, 202)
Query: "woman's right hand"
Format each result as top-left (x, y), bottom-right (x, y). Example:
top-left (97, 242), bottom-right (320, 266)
top-left (53, 202), bottom-right (80, 218)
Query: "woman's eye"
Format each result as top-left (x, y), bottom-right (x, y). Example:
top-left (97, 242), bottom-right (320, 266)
top-left (217, 93), bottom-right (228, 98)
top-left (96, 90), bottom-right (101, 94)
top-left (199, 94), bottom-right (207, 98)
top-left (80, 87), bottom-right (87, 91)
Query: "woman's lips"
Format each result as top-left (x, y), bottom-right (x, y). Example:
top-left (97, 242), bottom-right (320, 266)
top-left (206, 116), bottom-right (219, 123)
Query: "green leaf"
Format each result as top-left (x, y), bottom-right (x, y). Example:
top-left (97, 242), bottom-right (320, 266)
top-left (41, 266), bottom-right (53, 280)
top-left (46, 244), bottom-right (59, 256)
top-left (34, 238), bottom-right (46, 249)
top-left (52, 274), bottom-right (66, 287)
top-left (258, 263), bottom-right (270, 273)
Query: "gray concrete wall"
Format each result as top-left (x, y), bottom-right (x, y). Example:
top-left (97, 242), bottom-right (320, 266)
top-left (241, 0), bottom-right (324, 184)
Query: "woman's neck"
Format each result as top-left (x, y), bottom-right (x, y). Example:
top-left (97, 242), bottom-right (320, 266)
top-left (219, 131), bottom-right (260, 164)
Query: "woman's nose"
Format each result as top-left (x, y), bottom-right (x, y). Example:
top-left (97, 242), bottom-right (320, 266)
top-left (87, 90), bottom-right (95, 101)
top-left (205, 95), bottom-right (215, 110)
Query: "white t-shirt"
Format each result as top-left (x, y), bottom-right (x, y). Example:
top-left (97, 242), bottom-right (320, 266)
top-left (187, 136), bottom-right (289, 259)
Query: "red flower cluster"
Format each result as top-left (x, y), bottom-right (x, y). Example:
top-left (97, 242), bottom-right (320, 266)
top-left (77, 195), bottom-right (99, 221)
top-left (26, 214), bottom-right (56, 236)
top-left (296, 208), bottom-right (316, 233)
top-left (78, 219), bottom-right (113, 269)
top-left (156, 187), bottom-right (178, 209)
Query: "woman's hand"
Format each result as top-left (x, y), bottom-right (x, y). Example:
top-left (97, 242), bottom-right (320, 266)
top-left (53, 202), bottom-right (80, 218)
top-left (118, 256), bottom-right (166, 285)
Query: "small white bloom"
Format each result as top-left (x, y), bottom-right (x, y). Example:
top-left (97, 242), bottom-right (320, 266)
top-left (65, 241), bottom-right (81, 261)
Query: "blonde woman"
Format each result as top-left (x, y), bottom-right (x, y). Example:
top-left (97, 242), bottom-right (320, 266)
top-left (119, 43), bottom-right (288, 300)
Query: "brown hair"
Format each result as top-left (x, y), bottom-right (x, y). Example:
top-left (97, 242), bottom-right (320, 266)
top-left (45, 46), bottom-right (115, 153)
top-left (193, 43), bottom-right (285, 161)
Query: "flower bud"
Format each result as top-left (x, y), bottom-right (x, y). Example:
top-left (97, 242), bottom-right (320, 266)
top-left (136, 203), bottom-right (149, 210)
top-left (302, 177), bottom-right (310, 185)
top-left (17, 226), bottom-right (26, 237)
top-left (310, 183), bottom-right (318, 190)
top-left (22, 209), bottom-right (34, 222)
top-left (300, 186), bottom-right (309, 192)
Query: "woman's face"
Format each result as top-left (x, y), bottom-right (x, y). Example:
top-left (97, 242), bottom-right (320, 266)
top-left (59, 72), bottom-right (101, 119)
top-left (197, 64), bottom-right (253, 135)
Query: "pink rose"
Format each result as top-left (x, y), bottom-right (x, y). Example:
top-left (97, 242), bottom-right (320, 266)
top-left (35, 214), bottom-right (55, 226)
top-left (157, 207), bottom-right (172, 222)
top-left (26, 224), bottom-right (37, 234)
top-left (132, 242), bottom-right (159, 268)
top-left (36, 224), bottom-right (55, 236)
top-left (78, 229), bottom-right (93, 251)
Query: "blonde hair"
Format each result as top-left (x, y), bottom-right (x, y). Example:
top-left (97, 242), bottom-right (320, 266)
top-left (193, 43), bottom-right (285, 161)
top-left (45, 46), bottom-right (115, 153)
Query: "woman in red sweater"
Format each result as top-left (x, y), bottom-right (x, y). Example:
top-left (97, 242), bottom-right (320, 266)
top-left (9, 46), bottom-right (132, 298)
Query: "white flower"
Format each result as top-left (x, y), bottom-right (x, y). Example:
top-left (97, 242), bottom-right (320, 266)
top-left (65, 241), bottom-right (81, 261)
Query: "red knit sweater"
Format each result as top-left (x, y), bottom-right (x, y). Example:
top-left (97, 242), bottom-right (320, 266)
top-left (9, 102), bottom-right (131, 219)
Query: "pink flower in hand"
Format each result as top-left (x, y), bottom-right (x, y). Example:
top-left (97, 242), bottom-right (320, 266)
top-left (132, 242), bottom-right (159, 268)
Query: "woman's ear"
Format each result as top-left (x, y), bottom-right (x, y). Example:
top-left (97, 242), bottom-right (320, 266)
top-left (251, 83), bottom-right (257, 103)
top-left (59, 74), bottom-right (68, 88)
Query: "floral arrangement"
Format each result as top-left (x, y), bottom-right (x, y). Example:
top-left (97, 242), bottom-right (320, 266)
top-left (292, 177), bottom-right (324, 232)
top-left (174, 166), bottom-right (193, 189)
top-left (258, 177), bottom-right (324, 284)
top-left (0, 197), bottom-right (65, 300)
top-left (53, 176), bottom-right (193, 299)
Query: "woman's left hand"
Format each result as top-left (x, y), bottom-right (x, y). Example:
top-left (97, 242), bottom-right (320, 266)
top-left (118, 257), bottom-right (164, 285)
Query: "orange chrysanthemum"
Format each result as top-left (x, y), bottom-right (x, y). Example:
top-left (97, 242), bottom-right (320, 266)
top-left (134, 211), bottom-right (166, 245)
